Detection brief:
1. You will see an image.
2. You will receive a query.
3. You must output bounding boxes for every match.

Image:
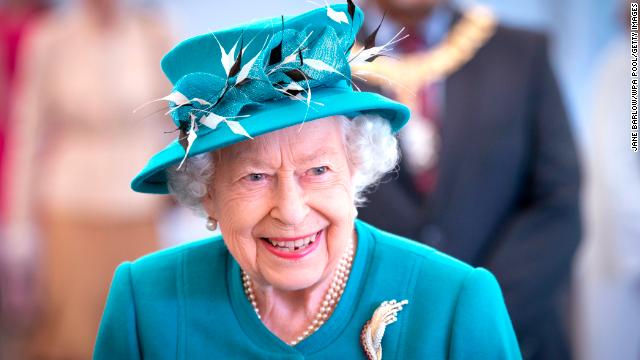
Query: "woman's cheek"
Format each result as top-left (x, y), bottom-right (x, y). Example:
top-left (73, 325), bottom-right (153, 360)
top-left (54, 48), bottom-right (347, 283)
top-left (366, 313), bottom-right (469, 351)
top-left (216, 181), bottom-right (268, 217)
top-left (308, 177), bottom-right (353, 205)
top-left (218, 214), bottom-right (260, 271)
top-left (215, 192), bottom-right (264, 246)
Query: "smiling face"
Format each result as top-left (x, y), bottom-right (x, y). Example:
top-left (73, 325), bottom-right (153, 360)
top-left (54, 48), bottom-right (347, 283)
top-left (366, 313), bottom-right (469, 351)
top-left (202, 116), bottom-right (357, 291)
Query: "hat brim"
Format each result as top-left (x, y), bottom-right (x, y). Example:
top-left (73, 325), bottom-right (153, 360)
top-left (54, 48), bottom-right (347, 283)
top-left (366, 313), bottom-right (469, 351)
top-left (131, 87), bottom-right (409, 194)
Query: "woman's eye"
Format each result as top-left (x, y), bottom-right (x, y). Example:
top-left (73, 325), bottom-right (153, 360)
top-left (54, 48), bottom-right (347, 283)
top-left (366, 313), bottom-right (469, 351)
top-left (307, 166), bottom-right (329, 176)
top-left (244, 173), bottom-right (265, 182)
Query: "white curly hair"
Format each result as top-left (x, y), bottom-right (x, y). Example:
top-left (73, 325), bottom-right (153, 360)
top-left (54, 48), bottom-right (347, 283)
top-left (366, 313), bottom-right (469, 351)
top-left (166, 114), bottom-right (399, 216)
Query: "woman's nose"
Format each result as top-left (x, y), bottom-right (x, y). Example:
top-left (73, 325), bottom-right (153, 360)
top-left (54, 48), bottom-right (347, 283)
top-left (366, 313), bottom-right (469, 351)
top-left (269, 175), bottom-right (309, 226)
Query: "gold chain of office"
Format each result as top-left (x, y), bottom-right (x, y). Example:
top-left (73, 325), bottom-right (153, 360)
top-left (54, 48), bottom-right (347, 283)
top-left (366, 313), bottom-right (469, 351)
top-left (351, 5), bottom-right (497, 108)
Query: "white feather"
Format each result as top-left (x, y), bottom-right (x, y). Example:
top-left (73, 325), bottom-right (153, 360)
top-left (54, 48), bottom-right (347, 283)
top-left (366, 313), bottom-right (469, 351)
top-left (164, 91), bottom-right (199, 115)
top-left (326, 7), bottom-right (349, 24)
top-left (177, 114), bottom-right (198, 170)
top-left (283, 82), bottom-right (304, 91)
top-left (236, 52), bottom-right (261, 84)
top-left (305, 81), bottom-right (312, 108)
top-left (212, 33), bottom-right (239, 76)
top-left (165, 91), bottom-right (191, 106)
top-left (200, 113), bottom-right (226, 130)
top-left (132, 90), bottom-right (190, 113)
top-left (191, 98), bottom-right (211, 106)
top-left (283, 52), bottom-right (299, 65)
top-left (305, 58), bottom-right (341, 74)
top-left (349, 45), bottom-right (389, 66)
top-left (349, 28), bottom-right (409, 65)
top-left (226, 120), bottom-right (253, 138)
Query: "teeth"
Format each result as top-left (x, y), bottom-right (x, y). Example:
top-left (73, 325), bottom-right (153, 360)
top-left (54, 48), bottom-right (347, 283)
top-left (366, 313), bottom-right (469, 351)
top-left (266, 232), bottom-right (318, 250)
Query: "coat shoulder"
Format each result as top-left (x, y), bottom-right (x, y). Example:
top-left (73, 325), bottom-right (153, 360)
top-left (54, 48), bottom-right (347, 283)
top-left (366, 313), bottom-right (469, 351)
top-left (128, 236), bottom-right (227, 282)
top-left (359, 221), bottom-right (477, 286)
top-left (361, 220), bottom-right (507, 308)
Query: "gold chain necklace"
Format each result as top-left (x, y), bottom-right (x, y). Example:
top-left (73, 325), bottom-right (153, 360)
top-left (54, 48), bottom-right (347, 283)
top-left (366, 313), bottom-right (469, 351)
top-left (351, 5), bottom-right (497, 109)
top-left (241, 239), bottom-right (355, 346)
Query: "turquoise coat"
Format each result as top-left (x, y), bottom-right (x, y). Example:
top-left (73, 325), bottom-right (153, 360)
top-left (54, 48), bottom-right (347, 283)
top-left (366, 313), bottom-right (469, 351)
top-left (94, 220), bottom-right (521, 359)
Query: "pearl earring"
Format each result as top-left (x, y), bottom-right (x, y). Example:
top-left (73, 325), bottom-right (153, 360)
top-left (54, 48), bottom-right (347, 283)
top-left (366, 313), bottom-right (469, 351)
top-left (206, 217), bottom-right (218, 231)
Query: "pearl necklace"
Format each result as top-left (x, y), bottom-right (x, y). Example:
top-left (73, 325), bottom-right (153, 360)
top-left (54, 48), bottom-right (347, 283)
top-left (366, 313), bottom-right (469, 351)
top-left (241, 239), bottom-right (355, 346)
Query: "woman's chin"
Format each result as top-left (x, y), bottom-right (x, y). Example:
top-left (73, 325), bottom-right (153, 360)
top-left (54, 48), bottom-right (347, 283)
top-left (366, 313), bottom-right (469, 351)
top-left (260, 266), bottom-right (327, 292)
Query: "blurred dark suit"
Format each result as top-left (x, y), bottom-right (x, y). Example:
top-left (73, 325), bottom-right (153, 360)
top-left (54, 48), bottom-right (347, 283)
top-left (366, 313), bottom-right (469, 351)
top-left (358, 9), bottom-right (581, 360)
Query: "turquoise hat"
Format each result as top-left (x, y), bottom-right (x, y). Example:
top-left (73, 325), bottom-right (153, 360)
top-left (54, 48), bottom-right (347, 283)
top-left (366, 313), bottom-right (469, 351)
top-left (132, 3), bottom-right (410, 194)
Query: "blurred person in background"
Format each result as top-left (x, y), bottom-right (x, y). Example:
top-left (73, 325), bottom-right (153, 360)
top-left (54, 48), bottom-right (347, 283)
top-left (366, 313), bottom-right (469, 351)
top-left (0, 0), bottom-right (48, 218)
top-left (1, 0), bottom-right (173, 358)
top-left (573, 6), bottom-right (640, 359)
top-left (355, 0), bottom-right (581, 359)
top-left (0, 0), bottom-right (51, 357)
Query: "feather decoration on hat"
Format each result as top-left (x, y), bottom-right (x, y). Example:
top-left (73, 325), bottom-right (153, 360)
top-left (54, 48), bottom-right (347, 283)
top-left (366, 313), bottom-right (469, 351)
top-left (349, 15), bottom-right (408, 66)
top-left (135, 0), bottom-right (403, 169)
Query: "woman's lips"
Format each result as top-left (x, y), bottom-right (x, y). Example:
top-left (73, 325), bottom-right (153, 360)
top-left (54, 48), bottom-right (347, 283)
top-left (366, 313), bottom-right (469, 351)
top-left (260, 230), bottom-right (323, 260)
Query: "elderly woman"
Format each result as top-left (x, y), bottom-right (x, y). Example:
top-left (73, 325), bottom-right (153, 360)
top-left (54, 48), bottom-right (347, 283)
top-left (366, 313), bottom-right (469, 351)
top-left (95, 3), bottom-right (521, 359)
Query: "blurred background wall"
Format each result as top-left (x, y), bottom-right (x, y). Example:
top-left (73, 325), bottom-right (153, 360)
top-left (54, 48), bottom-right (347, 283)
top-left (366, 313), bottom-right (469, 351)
top-left (0, 0), bottom-right (635, 359)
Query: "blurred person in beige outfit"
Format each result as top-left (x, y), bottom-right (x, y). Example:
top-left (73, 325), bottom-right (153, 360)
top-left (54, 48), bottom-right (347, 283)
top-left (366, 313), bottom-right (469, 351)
top-left (2, 0), bottom-right (173, 358)
top-left (0, 2), bottom-right (51, 358)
